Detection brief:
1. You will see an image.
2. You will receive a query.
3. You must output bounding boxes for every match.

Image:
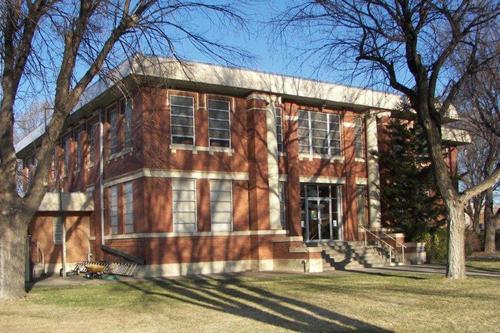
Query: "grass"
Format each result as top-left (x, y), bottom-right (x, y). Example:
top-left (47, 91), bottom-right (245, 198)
top-left (466, 258), bottom-right (500, 273)
top-left (1, 265), bottom-right (499, 333)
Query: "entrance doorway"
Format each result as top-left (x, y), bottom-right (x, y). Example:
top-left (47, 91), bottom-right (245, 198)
top-left (300, 183), bottom-right (342, 242)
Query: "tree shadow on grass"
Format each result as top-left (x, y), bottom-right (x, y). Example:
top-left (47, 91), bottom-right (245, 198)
top-left (116, 275), bottom-right (392, 333)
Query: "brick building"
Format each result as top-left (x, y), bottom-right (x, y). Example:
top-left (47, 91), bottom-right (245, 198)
top-left (16, 56), bottom-right (466, 277)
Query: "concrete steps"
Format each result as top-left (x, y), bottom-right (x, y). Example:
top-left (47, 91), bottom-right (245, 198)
top-left (320, 241), bottom-right (403, 270)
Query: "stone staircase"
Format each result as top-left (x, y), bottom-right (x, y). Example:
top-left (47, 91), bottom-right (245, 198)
top-left (316, 240), bottom-right (403, 270)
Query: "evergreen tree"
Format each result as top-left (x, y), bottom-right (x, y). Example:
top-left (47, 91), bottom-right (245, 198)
top-left (378, 105), bottom-right (445, 241)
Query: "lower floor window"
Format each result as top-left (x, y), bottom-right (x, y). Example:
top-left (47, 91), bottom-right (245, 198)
top-left (279, 181), bottom-right (287, 229)
top-left (172, 179), bottom-right (197, 232)
top-left (210, 180), bottom-right (232, 231)
top-left (53, 217), bottom-right (63, 243)
top-left (124, 182), bottom-right (134, 233)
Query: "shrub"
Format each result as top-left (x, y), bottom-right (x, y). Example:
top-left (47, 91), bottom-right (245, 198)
top-left (421, 228), bottom-right (448, 263)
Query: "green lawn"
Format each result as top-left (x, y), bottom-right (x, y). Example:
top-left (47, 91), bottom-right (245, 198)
top-left (466, 258), bottom-right (500, 273)
top-left (1, 266), bottom-right (499, 333)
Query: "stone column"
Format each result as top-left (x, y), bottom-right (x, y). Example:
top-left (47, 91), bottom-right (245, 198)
top-left (365, 111), bottom-right (381, 230)
top-left (265, 95), bottom-right (282, 230)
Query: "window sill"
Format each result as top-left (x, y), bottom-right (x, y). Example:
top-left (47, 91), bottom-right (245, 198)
top-left (107, 147), bottom-right (134, 162)
top-left (170, 144), bottom-right (234, 155)
top-left (298, 153), bottom-right (344, 162)
top-left (354, 158), bottom-right (366, 163)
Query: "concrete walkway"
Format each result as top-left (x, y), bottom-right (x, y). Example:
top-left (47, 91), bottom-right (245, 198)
top-left (348, 264), bottom-right (500, 278)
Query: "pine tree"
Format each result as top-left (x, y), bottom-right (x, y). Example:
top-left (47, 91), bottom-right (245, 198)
top-left (378, 106), bottom-right (445, 241)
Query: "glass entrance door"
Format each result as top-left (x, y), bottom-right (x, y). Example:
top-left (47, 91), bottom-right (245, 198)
top-left (301, 184), bottom-right (342, 242)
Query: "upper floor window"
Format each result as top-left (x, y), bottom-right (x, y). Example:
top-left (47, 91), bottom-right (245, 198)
top-left (108, 105), bottom-right (119, 154)
top-left (354, 116), bottom-right (365, 159)
top-left (298, 110), bottom-right (341, 156)
top-left (109, 186), bottom-right (119, 234)
top-left (172, 179), bottom-right (197, 232)
top-left (123, 182), bottom-right (134, 233)
top-left (208, 99), bottom-right (230, 147)
top-left (275, 107), bottom-right (284, 153)
top-left (210, 180), bottom-right (232, 231)
top-left (75, 127), bottom-right (84, 172)
top-left (170, 95), bottom-right (194, 145)
top-left (63, 135), bottom-right (71, 176)
top-left (88, 118), bottom-right (98, 166)
top-left (123, 99), bottom-right (133, 148)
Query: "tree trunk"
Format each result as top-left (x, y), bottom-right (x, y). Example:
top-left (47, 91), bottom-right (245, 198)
top-left (446, 201), bottom-right (467, 279)
top-left (484, 188), bottom-right (496, 253)
top-left (0, 215), bottom-right (27, 299)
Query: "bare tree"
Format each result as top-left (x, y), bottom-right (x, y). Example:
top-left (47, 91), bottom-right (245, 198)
top-left (277, 0), bottom-right (500, 279)
top-left (0, 0), bottom-right (248, 299)
top-left (456, 58), bottom-right (499, 253)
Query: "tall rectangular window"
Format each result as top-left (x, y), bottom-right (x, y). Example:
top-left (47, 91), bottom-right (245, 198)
top-left (75, 129), bottom-right (84, 172)
top-left (298, 110), bottom-right (341, 156)
top-left (279, 181), bottom-right (287, 228)
top-left (88, 119), bottom-right (98, 166)
top-left (356, 185), bottom-right (368, 227)
top-left (123, 182), bottom-right (134, 233)
top-left (53, 217), bottom-right (63, 244)
top-left (108, 106), bottom-right (119, 154)
top-left (208, 99), bottom-right (231, 147)
top-left (172, 179), bottom-right (196, 232)
top-left (123, 100), bottom-right (133, 148)
top-left (63, 136), bottom-right (71, 176)
top-left (210, 180), bottom-right (232, 231)
top-left (170, 95), bottom-right (194, 145)
top-left (275, 107), bottom-right (284, 152)
top-left (109, 186), bottom-right (119, 234)
top-left (354, 117), bottom-right (365, 159)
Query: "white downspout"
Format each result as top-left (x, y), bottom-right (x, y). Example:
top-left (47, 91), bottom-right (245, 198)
top-left (99, 110), bottom-right (105, 245)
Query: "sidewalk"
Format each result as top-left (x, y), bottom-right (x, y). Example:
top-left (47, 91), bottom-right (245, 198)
top-left (348, 264), bottom-right (500, 278)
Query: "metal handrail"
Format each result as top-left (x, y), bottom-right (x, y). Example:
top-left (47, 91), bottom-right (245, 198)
top-left (359, 226), bottom-right (395, 264)
top-left (378, 230), bottom-right (406, 264)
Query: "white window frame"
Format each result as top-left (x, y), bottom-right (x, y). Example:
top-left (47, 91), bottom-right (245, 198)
top-left (354, 116), bottom-right (365, 159)
top-left (108, 105), bottom-right (119, 155)
top-left (210, 180), bottom-right (233, 232)
top-left (275, 107), bottom-right (284, 153)
top-left (123, 182), bottom-right (134, 233)
top-left (53, 217), bottom-right (63, 244)
top-left (172, 179), bottom-right (197, 232)
top-left (109, 186), bottom-right (119, 234)
top-left (298, 110), bottom-right (342, 157)
top-left (207, 99), bottom-right (231, 148)
top-left (170, 95), bottom-right (195, 146)
top-left (123, 99), bottom-right (133, 148)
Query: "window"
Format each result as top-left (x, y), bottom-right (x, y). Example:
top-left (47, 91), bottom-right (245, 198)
top-left (123, 100), bottom-right (133, 148)
top-left (170, 95), bottom-right (194, 145)
top-left (210, 180), bottom-right (232, 231)
top-left (279, 181), bottom-right (287, 228)
top-left (298, 110), bottom-right (341, 156)
top-left (354, 117), bottom-right (365, 159)
top-left (123, 182), bottom-right (134, 233)
top-left (172, 179), bottom-right (196, 232)
top-left (53, 217), bottom-right (63, 244)
top-left (109, 186), bottom-right (119, 234)
top-left (75, 129), bottom-right (84, 172)
top-left (275, 107), bottom-right (284, 152)
top-left (356, 185), bottom-right (368, 227)
top-left (108, 106), bottom-right (119, 154)
top-left (88, 119), bottom-right (98, 166)
top-left (208, 99), bottom-right (231, 147)
top-left (63, 136), bottom-right (71, 176)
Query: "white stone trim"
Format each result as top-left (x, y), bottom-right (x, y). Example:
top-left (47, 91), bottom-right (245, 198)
top-left (103, 168), bottom-right (249, 188)
top-left (299, 176), bottom-right (346, 184)
top-left (266, 100), bottom-right (282, 230)
top-left (278, 174), bottom-right (288, 181)
top-left (104, 229), bottom-right (287, 240)
top-left (298, 154), bottom-right (345, 162)
top-left (343, 122), bottom-right (356, 128)
top-left (355, 178), bottom-right (368, 185)
top-left (283, 115), bottom-right (299, 121)
top-left (366, 112), bottom-right (382, 229)
top-left (137, 260), bottom-right (255, 277)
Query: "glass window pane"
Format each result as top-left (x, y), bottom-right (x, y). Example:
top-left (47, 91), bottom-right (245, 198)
top-left (171, 95), bottom-right (193, 107)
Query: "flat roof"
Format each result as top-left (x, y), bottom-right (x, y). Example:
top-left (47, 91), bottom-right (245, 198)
top-left (15, 55), bottom-right (459, 154)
